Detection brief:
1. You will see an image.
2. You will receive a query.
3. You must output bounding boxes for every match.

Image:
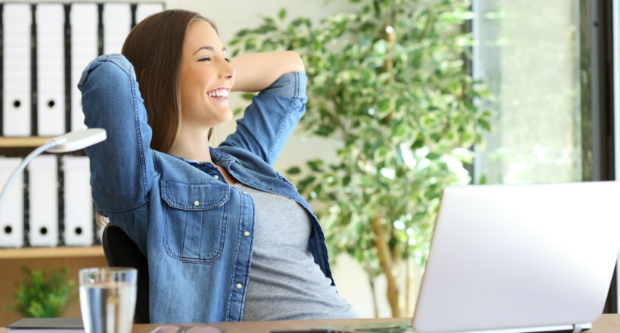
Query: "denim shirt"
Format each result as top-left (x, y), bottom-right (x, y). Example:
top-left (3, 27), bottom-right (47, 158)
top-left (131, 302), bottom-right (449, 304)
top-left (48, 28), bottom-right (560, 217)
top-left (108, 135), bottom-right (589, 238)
top-left (78, 54), bottom-right (333, 323)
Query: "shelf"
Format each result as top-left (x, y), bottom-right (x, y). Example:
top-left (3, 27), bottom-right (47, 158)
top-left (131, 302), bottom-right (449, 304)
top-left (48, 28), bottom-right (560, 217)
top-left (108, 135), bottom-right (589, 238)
top-left (0, 136), bottom-right (88, 156)
top-left (0, 245), bottom-right (104, 259)
top-left (0, 137), bottom-right (52, 148)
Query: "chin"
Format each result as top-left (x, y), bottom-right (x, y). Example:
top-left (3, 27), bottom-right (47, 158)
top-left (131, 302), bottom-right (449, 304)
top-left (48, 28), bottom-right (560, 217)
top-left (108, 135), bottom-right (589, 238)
top-left (211, 108), bottom-right (234, 126)
top-left (223, 108), bottom-right (234, 122)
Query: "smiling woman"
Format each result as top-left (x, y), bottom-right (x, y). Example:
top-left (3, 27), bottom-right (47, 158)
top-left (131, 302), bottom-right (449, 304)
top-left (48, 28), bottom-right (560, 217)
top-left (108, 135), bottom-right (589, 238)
top-left (80, 9), bottom-right (357, 323)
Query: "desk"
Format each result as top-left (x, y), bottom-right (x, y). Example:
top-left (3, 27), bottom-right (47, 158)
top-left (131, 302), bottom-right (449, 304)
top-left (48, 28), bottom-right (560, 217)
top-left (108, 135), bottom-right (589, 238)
top-left (3, 315), bottom-right (617, 333)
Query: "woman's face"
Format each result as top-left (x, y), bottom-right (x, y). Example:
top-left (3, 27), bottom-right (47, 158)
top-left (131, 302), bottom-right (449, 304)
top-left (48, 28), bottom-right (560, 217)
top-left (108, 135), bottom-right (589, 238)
top-left (179, 20), bottom-right (235, 130)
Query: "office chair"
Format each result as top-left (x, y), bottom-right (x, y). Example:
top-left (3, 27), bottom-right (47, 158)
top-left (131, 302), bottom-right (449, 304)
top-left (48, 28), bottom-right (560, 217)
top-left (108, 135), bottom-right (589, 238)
top-left (102, 225), bottom-right (150, 324)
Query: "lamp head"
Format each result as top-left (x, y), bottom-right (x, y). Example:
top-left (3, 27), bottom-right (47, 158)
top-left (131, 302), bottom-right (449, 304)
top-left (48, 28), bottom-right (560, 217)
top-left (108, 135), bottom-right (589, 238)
top-left (46, 128), bottom-right (107, 153)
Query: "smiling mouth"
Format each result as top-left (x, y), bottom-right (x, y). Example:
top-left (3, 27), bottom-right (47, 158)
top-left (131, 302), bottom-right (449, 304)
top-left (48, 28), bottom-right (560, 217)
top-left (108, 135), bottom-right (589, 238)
top-left (207, 89), bottom-right (229, 101)
top-left (209, 95), bottom-right (228, 102)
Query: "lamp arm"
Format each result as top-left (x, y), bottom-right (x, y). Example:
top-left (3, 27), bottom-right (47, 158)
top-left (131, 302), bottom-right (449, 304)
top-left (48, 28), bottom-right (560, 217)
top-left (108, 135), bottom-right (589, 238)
top-left (0, 140), bottom-right (59, 209)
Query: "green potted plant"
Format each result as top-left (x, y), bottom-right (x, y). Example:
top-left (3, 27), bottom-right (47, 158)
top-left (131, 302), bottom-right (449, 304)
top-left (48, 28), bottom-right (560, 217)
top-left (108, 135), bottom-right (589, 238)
top-left (230, 0), bottom-right (492, 317)
top-left (6, 267), bottom-right (78, 318)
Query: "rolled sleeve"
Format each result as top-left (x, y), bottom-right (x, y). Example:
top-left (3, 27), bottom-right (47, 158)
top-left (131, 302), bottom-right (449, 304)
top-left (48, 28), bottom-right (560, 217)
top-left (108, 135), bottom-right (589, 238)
top-left (220, 72), bottom-right (308, 166)
top-left (258, 71), bottom-right (307, 99)
top-left (79, 54), bottom-right (155, 214)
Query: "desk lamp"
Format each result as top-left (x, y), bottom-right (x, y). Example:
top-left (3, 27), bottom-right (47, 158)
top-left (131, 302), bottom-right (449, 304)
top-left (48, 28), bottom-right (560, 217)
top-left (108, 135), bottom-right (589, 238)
top-left (0, 128), bottom-right (106, 208)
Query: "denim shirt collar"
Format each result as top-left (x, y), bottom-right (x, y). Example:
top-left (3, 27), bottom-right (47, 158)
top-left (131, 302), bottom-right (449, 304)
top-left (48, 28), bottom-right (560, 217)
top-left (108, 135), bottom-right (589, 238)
top-left (166, 147), bottom-right (238, 169)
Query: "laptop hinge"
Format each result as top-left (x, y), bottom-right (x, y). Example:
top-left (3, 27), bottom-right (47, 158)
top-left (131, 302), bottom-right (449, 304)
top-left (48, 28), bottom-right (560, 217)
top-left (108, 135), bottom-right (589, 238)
top-left (572, 323), bottom-right (592, 333)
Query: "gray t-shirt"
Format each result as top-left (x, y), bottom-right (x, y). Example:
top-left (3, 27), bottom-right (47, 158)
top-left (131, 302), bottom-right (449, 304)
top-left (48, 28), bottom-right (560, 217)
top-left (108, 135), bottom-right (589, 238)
top-left (232, 182), bottom-right (359, 321)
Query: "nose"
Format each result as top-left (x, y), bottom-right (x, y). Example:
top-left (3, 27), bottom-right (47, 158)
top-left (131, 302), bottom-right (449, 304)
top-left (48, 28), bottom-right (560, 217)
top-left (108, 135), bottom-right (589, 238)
top-left (219, 58), bottom-right (236, 81)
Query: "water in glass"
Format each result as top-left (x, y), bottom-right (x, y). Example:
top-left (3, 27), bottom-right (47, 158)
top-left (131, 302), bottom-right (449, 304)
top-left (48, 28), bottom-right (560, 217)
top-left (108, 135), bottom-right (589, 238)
top-left (79, 268), bottom-right (137, 333)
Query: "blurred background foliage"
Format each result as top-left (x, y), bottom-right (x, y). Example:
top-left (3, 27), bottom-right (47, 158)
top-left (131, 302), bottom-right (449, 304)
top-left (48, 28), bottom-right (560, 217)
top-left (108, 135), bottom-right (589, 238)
top-left (6, 267), bottom-right (77, 318)
top-left (230, 0), bottom-right (492, 317)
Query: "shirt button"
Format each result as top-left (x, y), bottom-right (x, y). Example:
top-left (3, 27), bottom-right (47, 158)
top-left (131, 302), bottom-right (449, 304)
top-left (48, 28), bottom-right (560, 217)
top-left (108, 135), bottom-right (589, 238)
top-left (242, 192), bottom-right (248, 195)
top-left (268, 187), bottom-right (274, 190)
top-left (236, 283), bottom-right (242, 289)
top-left (193, 201), bottom-right (199, 206)
top-left (213, 175), bottom-right (219, 180)
top-left (244, 231), bottom-right (250, 237)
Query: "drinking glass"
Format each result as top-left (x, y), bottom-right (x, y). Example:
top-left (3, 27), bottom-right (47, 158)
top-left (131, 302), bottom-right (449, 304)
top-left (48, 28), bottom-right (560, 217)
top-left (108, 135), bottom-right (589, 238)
top-left (79, 267), bottom-right (137, 333)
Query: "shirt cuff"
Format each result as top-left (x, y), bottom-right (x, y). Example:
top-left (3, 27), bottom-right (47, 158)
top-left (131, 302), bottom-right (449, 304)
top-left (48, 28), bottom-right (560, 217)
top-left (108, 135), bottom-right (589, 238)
top-left (258, 71), bottom-right (307, 99)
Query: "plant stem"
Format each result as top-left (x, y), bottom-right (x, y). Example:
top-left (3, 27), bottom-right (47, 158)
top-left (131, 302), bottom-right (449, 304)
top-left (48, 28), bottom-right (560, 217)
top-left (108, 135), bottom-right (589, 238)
top-left (367, 269), bottom-right (380, 318)
top-left (372, 211), bottom-right (401, 317)
top-left (406, 246), bottom-right (415, 316)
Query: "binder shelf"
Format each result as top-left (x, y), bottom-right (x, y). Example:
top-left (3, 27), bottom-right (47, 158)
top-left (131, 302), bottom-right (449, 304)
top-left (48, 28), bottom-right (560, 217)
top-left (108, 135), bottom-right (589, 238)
top-left (0, 136), bottom-right (89, 155)
top-left (0, 136), bottom-right (50, 147)
top-left (0, 245), bottom-right (103, 259)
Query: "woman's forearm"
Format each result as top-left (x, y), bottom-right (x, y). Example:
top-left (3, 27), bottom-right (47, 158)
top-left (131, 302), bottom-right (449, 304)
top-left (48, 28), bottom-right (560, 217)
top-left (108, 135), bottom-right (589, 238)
top-left (230, 51), bottom-right (305, 93)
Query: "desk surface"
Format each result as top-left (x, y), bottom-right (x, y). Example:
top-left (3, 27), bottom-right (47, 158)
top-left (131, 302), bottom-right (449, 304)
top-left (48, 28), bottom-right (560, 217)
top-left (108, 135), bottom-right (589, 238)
top-left (2, 314), bottom-right (620, 333)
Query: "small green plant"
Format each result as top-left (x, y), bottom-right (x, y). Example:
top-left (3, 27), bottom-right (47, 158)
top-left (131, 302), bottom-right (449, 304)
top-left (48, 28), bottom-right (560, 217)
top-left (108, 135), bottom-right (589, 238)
top-left (6, 267), bottom-right (78, 318)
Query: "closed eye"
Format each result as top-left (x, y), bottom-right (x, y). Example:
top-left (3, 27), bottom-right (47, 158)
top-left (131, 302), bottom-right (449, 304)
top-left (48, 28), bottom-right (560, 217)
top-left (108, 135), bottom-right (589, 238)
top-left (199, 57), bottom-right (231, 63)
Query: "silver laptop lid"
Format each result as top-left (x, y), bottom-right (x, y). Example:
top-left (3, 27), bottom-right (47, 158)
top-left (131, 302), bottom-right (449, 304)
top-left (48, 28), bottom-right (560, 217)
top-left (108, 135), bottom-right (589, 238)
top-left (413, 182), bottom-right (620, 333)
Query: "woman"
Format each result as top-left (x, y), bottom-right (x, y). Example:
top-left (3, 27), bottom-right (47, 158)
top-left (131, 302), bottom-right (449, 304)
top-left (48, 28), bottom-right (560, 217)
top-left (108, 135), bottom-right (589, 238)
top-left (79, 9), bottom-right (358, 323)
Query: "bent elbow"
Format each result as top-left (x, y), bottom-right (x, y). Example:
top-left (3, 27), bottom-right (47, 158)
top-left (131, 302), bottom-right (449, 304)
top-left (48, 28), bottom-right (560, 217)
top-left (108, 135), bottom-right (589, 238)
top-left (287, 51), bottom-right (305, 73)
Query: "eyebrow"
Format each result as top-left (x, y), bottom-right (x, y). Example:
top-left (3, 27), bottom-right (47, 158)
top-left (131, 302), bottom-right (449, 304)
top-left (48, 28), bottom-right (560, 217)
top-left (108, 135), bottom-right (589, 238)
top-left (193, 46), bottom-right (227, 55)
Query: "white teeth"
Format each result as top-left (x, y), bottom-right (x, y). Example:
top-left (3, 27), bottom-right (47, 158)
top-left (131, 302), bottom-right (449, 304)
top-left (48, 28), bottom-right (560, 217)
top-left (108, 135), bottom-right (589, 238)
top-left (208, 89), bottom-right (228, 98)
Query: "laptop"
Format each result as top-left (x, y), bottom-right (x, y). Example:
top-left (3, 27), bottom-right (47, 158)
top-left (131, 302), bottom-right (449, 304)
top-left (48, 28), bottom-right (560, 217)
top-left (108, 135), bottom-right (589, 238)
top-left (315, 182), bottom-right (620, 333)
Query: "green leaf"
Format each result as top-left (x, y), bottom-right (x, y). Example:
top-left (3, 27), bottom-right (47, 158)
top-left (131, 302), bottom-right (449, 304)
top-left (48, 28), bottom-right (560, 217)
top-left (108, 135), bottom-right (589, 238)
top-left (255, 25), bottom-right (278, 34)
top-left (307, 160), bottom-right (324, 172)
top-left (426, 152), bottom-right (441, 160)
top-left (298, 176), bottom-right (316, 193)
top-left (241, 93), bottom-right (255, 101)
top-left (314, 40), bottom-right (322, 52)
top-left (478, 118), bottom-right (492, 132)
top-left (287, 166), bottom-right (301, 175)
top-left (393, 125), bottom-right (406, 138)
top-left (379, 98), bottom-right (391, 113)
top-left (236, 29), bottom-right (250, 37)
top-left (278, 8), bottom-right (287, 21)
top-left (424, 117), bottom-right (435, 126)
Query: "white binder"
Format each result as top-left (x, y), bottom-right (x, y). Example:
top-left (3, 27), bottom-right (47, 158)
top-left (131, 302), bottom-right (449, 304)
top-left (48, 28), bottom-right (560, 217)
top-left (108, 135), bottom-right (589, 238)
top-left (71, 3), bottom-right (98, 132)
top-left (103, 3), bottom-right (131, 55)
top-left (0, 158), bottom-right (24, 248)
top-left (28, 155), bottom-right (58, 247)
top-left (37, 4), bottom-right (65, 136)
top-left (3, 4), bottom-right (31, 137)
top-left (136, 3), bottom-right (164, 23)
top-left (63, 156), bottom-right (93, 246)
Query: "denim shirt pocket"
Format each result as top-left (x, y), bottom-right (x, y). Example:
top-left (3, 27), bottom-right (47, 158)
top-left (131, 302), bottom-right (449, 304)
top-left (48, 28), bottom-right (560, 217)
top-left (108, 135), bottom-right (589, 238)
top-left (161, 180), bottom-right (230, 264)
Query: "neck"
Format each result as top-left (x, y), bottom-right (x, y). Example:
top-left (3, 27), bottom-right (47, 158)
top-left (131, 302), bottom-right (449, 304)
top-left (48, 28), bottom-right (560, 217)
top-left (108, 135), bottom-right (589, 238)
top-left (167, 125), bottom-right (213, 163)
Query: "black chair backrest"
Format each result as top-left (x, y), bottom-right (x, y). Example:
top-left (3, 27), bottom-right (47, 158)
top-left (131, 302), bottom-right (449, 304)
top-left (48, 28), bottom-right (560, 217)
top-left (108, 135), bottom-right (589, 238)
top-left (102, 225), bottom-right (150, 324)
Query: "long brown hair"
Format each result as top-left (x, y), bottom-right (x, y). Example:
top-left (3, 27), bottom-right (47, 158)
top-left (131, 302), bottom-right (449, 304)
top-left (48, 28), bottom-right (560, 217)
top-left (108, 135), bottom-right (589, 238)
top-left (121, 9), bottom-right (217, 153)
top-left (97, 10), bottom-right (216, 227)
